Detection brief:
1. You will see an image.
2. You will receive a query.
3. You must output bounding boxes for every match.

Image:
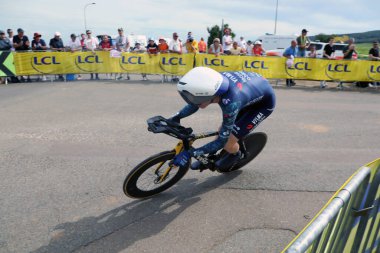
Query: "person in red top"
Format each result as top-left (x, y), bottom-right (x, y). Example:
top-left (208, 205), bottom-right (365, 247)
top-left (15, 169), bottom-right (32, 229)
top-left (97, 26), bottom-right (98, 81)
top-left (99, 35), bottom-right (113, 79)
top-left (99, 35), bottom-right (112, 51)
top-left (158, 37), bottom-right (169, 53)
top-left (253, 40), bottom-right (265, 56)
top-left (198, 37), bottom-right (207, 53)
top-left (146, 37), bottom-right (159, 55)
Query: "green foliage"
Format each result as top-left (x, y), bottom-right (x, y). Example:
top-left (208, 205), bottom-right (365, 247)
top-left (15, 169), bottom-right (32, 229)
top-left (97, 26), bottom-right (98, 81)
top-left (356, 43), bottom-right (372, 59)
top-left (206, 23), bottom-right (235, 47)
top-left (207, 25), bottom-right (221, 47)
top-left (314, 33), bottom-right (332, 43)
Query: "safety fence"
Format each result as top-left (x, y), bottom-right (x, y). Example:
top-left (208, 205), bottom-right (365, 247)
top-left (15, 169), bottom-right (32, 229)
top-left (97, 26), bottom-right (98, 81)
top-left (1, 51), bottom-right (380, 81)
top-left (282, 158), bottom-right (380, 253)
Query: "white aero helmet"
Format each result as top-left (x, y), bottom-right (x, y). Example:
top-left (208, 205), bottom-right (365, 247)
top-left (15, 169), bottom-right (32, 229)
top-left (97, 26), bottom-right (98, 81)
top-left (177, 67), bottom-right (229, 105)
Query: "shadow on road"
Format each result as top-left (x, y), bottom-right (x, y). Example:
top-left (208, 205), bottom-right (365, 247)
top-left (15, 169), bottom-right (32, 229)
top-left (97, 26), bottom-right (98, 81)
top-left (31, 171), bottom-right (241, 253)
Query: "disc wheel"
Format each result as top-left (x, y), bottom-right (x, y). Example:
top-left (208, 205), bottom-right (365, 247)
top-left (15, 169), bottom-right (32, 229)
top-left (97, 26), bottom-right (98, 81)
top-left (219, 132), bottom-right (267, 173)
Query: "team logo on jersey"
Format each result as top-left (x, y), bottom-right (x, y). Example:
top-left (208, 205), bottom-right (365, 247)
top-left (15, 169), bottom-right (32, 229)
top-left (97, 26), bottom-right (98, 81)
top-left (236, 82), bottom-right (243, 90)
top-left (222, 98), bottom-right (231, 105)
top-left (246, 124), bottom-right (254, 130)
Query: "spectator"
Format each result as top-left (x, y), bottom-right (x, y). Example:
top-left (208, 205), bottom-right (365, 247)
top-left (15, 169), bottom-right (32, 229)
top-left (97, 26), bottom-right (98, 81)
top-left (369, 41), bottom-right (380, 61)
top-left (323, 37), bottom-right (335, 59)
top-left (7, 29), bottom-right (14, 45)
top-left (31, 33), bottom-right (47, 51)
top-left (296, 28), bottom-right (310, 57)
top-left (222, 28), bottom-right (233, 55)
top-left (49, 32), bottom-right (64, 51)
top-left (185, 36), bottom-right (198, 53)
top-left (320, 37), bottom-right (335, 88)
top-left (67, 34), bottom-right (81, 52)
top-left (208, 37), bottom-right (223, 56)
top-left (13, 28), bottom-right (30, 51)
top-left (99, 35), bottom-right (112, 51)
top-left (80, 33), bottom-right (86, 50)
top-left (253, 41), bottom-right (265, 56)
top-left (339, 38), bottom-right (357, 89)
top-left (169, 32), bottom-right (182, 82)
top-left (238, 36), bottom-right (247, 49)
top-left (32, 32), bottom-right (48, 82)
top-left (343, 38), bottom-right (357, 60)
top-left (146, 37), bottom-right (159, 55)
top-left (7, 29), bottom-right (13, 39)
top-left (48, 32), bottom-right (65, 81)
top-left (99, 35), bottom-right (113, 79)
top-left (283, 40), bottom-right (298, 87)
top-left (307, 44), bottom-right (317, 58)
top-left (158, 37), bottom-right (169, 82)
top-left (245, 40), bottom-right (253, 56)
top-left (198, 37), bottom-right (207, 53)
top-left (115, 27), bottom-right (130, 52)
top-left (13, 28), bottom-right (31, 82)
top-left (0, 30), bottom-right (12, 84)
top-left (169, 32), bottom-right (182, 54)
top-left (158, 37), bottom-right (169, 53)
top-left (132, 42), bottom-right (148, 81)
top-left (230, 41), bottom-right (245, 55)
top-left (0, 30), bottom-right (12, 51)
top-left (369, 41), bottom-right (380, 86)
top-left (84, 30), bottom-right (99, 80)
top-left (115, 28), bottom-right (130, 80)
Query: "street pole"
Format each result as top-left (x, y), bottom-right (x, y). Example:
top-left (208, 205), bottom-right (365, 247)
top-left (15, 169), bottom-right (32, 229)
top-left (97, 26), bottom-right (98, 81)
top-left (274, 0), bottom-right (278, 34)
top-left (84, 2), bottom-right (96, 32)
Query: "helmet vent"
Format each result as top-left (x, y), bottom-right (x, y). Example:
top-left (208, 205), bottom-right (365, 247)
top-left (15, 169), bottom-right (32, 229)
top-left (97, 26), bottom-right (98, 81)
top-left (179, 81), bottom-right (187, 85)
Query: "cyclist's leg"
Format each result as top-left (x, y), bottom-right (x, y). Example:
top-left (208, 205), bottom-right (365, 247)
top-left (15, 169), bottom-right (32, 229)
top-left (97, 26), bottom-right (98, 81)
top-left (216, 96), bottom-right (275, 171)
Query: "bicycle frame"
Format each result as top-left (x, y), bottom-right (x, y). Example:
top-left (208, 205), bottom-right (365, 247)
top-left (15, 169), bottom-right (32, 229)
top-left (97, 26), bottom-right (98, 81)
top-left (153, 131), bottom-right (219, 182)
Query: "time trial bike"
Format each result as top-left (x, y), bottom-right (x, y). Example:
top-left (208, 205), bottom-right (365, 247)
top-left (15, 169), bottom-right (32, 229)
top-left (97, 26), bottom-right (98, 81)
top-left (123, 116), bottom-right (267, 199)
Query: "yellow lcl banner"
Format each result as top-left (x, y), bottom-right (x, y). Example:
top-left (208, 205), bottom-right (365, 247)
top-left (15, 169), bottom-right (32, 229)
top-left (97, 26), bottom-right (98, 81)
top-left (13, 51), bottom-right (194, 76)
top-left (12, 51), bottom-right (380, 81)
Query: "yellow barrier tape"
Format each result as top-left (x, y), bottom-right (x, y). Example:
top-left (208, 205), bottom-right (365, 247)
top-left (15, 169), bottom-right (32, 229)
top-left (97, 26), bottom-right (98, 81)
top-left (10, 52), bottom-right (380, 81)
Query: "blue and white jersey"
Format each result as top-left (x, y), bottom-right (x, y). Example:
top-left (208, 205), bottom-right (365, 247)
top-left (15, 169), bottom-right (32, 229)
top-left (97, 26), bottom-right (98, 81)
top-left (175, 71), bottom-right (275, 157)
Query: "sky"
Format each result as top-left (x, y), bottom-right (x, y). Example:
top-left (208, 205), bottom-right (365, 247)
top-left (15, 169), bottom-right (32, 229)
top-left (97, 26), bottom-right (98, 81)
top-left (1, 0), bottom-right (379, 41)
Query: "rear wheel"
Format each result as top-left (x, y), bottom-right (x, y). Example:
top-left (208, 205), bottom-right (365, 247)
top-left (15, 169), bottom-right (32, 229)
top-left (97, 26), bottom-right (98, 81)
top-left (219, 132), bottom-right (267, 173)
top-left (123, 151), bottom-right (190, 198)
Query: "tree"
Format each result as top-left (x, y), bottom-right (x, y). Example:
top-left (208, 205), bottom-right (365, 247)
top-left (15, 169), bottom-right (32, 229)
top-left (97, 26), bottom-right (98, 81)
top-left (207, 25), bottom-right (221, 47)
top-left (206, 23), bottom-right (235, 47)
top-left (314, 33), bottom-right (331, 43)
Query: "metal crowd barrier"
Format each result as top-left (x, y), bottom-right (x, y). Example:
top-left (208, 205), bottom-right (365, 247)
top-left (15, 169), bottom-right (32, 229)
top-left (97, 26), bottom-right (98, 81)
top-left (282, 158), bottom-right (380, 253)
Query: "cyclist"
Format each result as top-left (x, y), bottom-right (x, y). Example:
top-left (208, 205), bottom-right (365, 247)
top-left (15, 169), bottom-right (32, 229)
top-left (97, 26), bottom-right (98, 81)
top-left (170, 67), bottom-right (276, 172)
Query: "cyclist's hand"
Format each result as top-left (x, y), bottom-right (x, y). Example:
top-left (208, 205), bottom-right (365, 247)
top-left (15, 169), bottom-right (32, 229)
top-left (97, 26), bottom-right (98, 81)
top-left (172, 151), bottom-right (191, 167)
top-left (168, 115), bottom-right (180, 124)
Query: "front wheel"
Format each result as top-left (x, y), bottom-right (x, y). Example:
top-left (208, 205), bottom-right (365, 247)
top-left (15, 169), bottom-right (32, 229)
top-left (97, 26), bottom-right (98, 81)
top-left (123, 151), bottom-right (190, 199)
top-left (219, 132), bottom-right (267, 173)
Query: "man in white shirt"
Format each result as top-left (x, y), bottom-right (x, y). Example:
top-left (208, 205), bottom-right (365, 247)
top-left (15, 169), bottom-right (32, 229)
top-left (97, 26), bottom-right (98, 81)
top-left (115, 27), bottom-right (130, 80)
top-left (115, 28), bottom-right (130, 52)
top-left (169, 32), bottom-right (182, 54)
top-left (238, 36), bottom-right (246, 49)
top-left (245, 40), bottom-right (253, 56)
top-left (66, 34), bottom-right (81, 52)
top-left (222, 28), bottom-right (233, 55)
top-left (85, 30), bottom-right (99, 52)
top-left (84, 30), bottom-right (99, 80)
top-left (168, 32), bottom-right (182, 82)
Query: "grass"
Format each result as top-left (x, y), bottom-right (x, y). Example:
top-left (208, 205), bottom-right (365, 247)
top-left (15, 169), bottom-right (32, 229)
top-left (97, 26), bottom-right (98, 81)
top-left (356, 43), bottom-right (372, 59)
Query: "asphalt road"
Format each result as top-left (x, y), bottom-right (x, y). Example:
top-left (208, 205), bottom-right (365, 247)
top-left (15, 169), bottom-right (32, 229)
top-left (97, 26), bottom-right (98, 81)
top-left (0, 77), bottom-right (379, 253)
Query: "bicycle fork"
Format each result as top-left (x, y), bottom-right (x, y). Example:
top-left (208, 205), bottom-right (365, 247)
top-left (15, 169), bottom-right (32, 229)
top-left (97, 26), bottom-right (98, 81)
top-left (153, 140), bottom-right (188, 183)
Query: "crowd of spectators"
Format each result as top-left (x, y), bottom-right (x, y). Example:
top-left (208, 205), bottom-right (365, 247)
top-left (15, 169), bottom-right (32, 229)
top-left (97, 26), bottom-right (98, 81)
top-left (0, 27), bottom-right (378, 87)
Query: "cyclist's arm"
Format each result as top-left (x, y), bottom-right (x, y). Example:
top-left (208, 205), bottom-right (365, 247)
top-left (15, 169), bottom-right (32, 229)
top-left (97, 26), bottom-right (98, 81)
top-left (191, 102), bottom-right (239, 157)
top-left (171, 104), bottom-right (199, 122)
